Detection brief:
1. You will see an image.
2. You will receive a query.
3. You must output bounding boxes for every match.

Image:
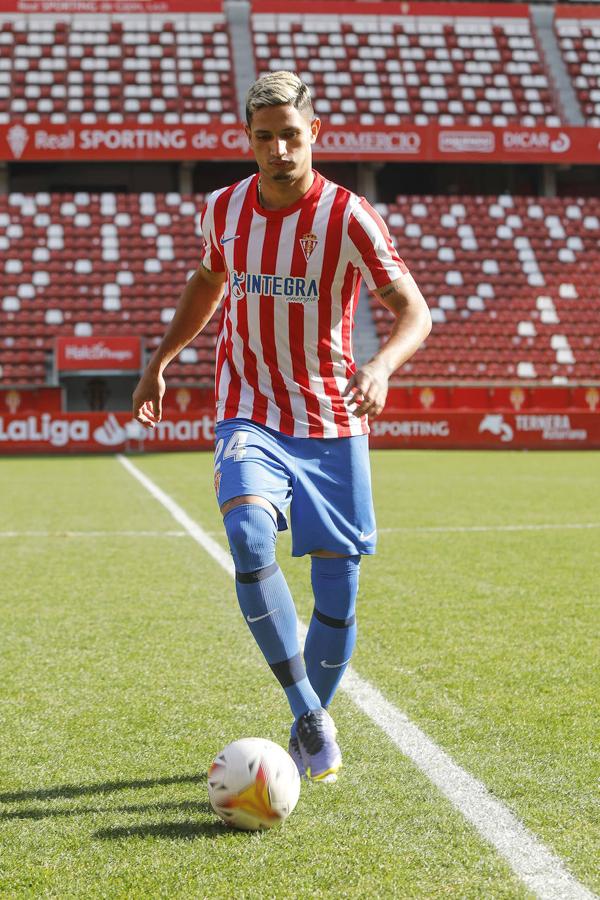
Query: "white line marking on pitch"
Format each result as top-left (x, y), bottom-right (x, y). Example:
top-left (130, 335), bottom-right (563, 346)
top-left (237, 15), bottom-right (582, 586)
top-left (118, 454), bottom-right (596, 900)
top-left (0, 531), bottom-right (187, 538)
top-left (378, 523), bottom-right (600, 534)
top-left (2, 524), bottom-right (598, 539)
top-left (170, 523), bottom-right (600, 538)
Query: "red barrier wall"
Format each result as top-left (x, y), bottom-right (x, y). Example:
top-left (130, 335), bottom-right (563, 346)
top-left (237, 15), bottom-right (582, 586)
top-left (555, 4), bottom-right (600, 18)
top-left (3, 384), bottom-right (598, 416)
top-left (252, 1), bottom-right (531, 16)
top-left (0, 0), bottom-right (530, 13)
top-left (0, 0), bottom-right (222, 12)
top-left (385, 385), bottom-right (600, 412)
top-left (0, 387), bottom-right (63, 414)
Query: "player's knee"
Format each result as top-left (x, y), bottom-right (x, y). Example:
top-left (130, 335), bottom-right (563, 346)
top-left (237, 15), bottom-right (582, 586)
top-left (311, 555), bottom-right (361, 619)
top-left (311, 555), bottom-right (360, 578)
top-left (223, 503), bottom-right (277, 575)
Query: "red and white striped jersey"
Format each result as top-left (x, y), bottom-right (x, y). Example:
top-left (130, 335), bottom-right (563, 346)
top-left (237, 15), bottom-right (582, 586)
top-left (200, 170), bottom-right (409, 439)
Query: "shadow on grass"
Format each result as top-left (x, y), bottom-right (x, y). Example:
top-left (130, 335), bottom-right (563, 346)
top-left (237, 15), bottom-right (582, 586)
top-left (0, 800), bottom-right (211, 822)
top-left (94, 820), bottom-right (228, 841)
top-left (0, 772), bottom-right (207, 804)
top-left (0, 771), bottom-right (226, 841)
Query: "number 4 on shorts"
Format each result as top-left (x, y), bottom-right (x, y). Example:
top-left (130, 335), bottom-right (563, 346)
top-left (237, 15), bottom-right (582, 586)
top-left (224, 431), bottom-right (249, 461)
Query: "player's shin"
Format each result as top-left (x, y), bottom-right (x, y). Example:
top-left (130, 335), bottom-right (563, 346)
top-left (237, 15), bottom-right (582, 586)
top-left (224, 504), bottom-right (321, 718)
top-left (304, 556), bottom-right (360, 708)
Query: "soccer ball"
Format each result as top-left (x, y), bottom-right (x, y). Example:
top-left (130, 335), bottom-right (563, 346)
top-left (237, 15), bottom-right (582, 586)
top-left (207, 738), bottom-right (301, 831)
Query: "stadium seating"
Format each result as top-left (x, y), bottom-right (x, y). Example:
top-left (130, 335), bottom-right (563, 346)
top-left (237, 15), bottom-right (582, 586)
top-left (6, 6), bottom-right (600, 128)
top-left (0, 13), bottom-right (237, 124)
top-left (252, 11), bottom-right (561, 125)
top-left (0, 6), bottom-right (598, 388)
top-left (1, 192), bottom-right (598, 386)
top-left (0, 7), bottom-right (584, 127)
top-left (0, 192), bottom-right (214, 384)
top-left (555, 14), bottom-right (600, 125)
top-left (376, 194), bottom-right (600, 381)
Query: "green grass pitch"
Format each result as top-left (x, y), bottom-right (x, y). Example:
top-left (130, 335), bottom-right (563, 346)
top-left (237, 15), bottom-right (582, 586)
top-left (0, 450), bottom-right (598, 898)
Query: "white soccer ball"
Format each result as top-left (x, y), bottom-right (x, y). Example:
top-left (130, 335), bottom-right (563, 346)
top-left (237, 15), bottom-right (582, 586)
top-left (207, 737), bottom-right (301, 831)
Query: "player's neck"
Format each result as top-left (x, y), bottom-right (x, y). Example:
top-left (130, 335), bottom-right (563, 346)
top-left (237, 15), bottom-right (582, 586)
top-left (257, 170), bottom-right (315, 211)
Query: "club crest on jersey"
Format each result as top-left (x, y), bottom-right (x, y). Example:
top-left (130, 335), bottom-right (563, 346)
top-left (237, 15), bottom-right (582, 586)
top-left (299, 232), bottom-right (318, 262)
top-left (231, 270), bottom-right (246, 300)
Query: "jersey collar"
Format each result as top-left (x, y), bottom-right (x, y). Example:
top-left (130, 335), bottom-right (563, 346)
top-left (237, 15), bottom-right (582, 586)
top-left (251, 170), bottom-right (324, 219)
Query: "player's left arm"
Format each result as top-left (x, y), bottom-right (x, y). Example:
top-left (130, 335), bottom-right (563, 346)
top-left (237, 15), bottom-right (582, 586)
top-left (344, 274), bottom-right (431, 419)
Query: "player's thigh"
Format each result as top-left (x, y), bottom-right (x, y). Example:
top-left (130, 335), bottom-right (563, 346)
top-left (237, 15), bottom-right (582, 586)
top-left (214, 418), bottom-right (292, 532)
top-left (290, 434), bottom-right (377, 557)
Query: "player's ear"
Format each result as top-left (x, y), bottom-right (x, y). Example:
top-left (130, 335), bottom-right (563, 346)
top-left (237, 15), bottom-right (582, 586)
top-left (309, 117), bottom-right (321, 144)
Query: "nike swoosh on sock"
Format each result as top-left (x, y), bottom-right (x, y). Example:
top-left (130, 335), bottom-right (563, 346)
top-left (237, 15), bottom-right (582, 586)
top-left (247, 608), bottom-right (279, 623)
top-left (320, 658), bottom-right (351, 669)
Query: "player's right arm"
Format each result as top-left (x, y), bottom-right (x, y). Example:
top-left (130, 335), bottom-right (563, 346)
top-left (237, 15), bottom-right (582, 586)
top-left (132, 264), bottom-right (226, 428)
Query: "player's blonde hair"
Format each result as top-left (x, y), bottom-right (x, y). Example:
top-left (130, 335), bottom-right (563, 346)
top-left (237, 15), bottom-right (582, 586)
top-left (245, 71), bottom-right (314, 124)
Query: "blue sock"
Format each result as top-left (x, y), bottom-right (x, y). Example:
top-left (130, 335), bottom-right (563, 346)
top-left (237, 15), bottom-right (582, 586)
top-left (304, 556), bottom-right (360, 708)
top-left (224, 504), bottom-right (321, 720)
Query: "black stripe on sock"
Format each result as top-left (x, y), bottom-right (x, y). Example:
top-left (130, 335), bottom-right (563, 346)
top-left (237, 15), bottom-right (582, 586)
top-left (269, 653), bottom-right (306, 688)
top-left (236, 561), bottom-right (279, 584)
top-left (313, 607), bottom-right (356, 629)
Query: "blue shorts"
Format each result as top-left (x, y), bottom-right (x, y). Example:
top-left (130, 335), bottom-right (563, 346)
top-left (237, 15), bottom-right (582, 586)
top-left (214, 418), bottom-right (377, 558)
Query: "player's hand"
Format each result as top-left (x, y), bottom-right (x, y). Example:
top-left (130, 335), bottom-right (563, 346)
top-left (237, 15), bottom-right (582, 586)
top-left (132, 368), bottom-right (166, 429)
top-left (343, 361), bottom-right (389, 419)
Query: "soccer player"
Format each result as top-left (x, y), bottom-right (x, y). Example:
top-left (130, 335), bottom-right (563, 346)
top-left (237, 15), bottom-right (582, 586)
top-left (133, 71), bottom-right (431, 783)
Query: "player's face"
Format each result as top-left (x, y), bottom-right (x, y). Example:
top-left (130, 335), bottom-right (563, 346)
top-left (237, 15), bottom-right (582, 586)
top-left (245, 105), bottom-right (320, 186)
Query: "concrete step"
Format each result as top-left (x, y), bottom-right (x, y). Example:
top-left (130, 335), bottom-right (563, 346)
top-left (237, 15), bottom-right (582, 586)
top-left (224, 0), bottom-right (256, 121)
top-left (531, 3), bottom-right (584, 125)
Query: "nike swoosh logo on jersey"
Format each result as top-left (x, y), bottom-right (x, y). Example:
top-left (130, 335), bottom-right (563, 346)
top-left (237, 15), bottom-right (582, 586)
top-left (220, 234), bottom-right (240, 245)
top-left (359, 528), bottom-right (377, 541)
top-left (247, 608), bottom-right (279, 623)
top-left (320, 658), bottom-right (351, 669)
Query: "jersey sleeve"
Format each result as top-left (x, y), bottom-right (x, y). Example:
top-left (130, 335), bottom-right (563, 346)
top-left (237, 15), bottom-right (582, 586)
top-left (200, 194), bottom-right (226, 273)
top-left (347, 198), bottom-right (409, 291)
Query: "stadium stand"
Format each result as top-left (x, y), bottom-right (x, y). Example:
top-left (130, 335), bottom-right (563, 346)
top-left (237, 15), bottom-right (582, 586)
top-left (0, 4), bottom-right (574, 127)
top-left (0, 1), bottom-right (598, 406)
top-left (252, 10), bottom-right (561, 125)
top-left (555, 13), bottom-right (600, 125)
top-left (0, 191), bottom-right (214, 384)
top-left (2, 191), bottom-right (598, 386)
top-left (375, 193), bottom-right (600, 381)
top-left (0, 12), bottom-right (237, 124)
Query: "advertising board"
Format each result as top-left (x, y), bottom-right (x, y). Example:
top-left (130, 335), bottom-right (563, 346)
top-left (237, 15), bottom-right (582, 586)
top-left (1, 409), bottom-right (598, 453)
top-left (3, 121), bottom-right (600, 164)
